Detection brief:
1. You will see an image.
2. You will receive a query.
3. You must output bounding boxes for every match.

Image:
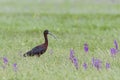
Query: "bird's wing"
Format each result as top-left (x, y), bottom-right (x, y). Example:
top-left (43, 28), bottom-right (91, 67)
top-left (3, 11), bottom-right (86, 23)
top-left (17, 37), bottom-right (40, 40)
top-left (31, 45), bottom-right (46, 55)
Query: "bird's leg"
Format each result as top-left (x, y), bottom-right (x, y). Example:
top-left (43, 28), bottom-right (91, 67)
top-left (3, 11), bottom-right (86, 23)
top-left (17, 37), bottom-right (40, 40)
top-left (37, 54), bottom-right (41, 57)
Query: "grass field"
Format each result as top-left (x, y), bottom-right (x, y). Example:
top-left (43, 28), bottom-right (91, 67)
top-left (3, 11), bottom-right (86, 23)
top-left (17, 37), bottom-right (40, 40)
top-left (0, 0), bottom-right (120, 80)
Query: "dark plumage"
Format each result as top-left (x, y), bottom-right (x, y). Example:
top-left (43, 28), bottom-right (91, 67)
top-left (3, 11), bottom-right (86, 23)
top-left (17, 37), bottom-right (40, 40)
top-left (23, 30), bottom-right (54, 57)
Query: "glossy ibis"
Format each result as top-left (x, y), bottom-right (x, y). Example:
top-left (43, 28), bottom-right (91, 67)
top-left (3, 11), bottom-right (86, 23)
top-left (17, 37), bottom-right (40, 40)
top-left (23, 30), bottom-right (56, 57)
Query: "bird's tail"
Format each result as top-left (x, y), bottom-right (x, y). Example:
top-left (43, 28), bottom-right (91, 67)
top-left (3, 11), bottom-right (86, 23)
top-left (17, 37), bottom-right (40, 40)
top-left (23, 51), bottom-right (30, 57)
top-left (23, 51), bottom-right (34, 57)
top-left (23, 53), bottom-right (27, 57)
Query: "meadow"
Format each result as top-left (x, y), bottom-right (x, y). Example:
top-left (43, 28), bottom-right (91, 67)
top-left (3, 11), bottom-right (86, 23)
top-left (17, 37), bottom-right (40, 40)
top-left (0, 0), bottom-right (120, 80)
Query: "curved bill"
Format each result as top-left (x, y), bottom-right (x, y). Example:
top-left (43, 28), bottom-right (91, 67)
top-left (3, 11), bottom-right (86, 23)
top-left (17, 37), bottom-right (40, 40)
top-left (48, 32), bottom-right (57, 40)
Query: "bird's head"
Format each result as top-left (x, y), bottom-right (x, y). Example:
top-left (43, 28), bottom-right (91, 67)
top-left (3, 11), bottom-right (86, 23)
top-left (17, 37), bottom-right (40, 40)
top-left (44, 30), bottom-right (49, 34)
top-left (44, 30), bottom-right (57, 39)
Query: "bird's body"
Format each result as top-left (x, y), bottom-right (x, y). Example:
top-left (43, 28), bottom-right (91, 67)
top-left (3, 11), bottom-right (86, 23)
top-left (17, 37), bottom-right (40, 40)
top-left (24, 43), bottom-right (48, 57)
top-left (23, 30), bottom-right (55, 57)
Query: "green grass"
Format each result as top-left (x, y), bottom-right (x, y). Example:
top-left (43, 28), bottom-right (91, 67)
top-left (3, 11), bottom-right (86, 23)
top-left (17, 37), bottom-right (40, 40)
top-left (0, 0), bottom-right (120, 80)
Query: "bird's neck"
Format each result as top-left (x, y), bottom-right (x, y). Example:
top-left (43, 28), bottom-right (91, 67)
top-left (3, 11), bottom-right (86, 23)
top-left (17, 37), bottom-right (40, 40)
top-left (44, 34), bottom-right (48, 45)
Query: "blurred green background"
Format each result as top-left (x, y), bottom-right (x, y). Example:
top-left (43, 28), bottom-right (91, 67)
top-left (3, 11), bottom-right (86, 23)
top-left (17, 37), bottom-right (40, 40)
top-left (0, 0), bottom-right (120, 80)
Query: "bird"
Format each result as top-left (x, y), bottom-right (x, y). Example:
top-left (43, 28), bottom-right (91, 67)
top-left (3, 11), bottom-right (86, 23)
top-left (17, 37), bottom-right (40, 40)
top-left (23, 30), bottom-right (56, 57)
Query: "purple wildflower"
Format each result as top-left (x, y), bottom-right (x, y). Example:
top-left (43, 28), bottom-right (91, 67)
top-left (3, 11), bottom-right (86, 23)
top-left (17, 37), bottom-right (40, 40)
top-left (92, 58), bottom-right (102, 70)
top-left (13, 63), bottom-right (17, 72)
top-left (106, 62), bottom-right (110, 70)
top-left (110, 48), bottom-right (117, 57)
top-left (69, 49), bottom-right (75, 62)
top-left (73, 57), bottom-right (79, 70)
top-left (69, 49), bottom-right (79, 70)
top-left (84, 43), bottom-right (88, 53)
top-left (83, 62), bottom-right (87, 70)
top-left (114, 40), bottom-right (118, 50)
top-left (3, 57), bottom-right (8, 65)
